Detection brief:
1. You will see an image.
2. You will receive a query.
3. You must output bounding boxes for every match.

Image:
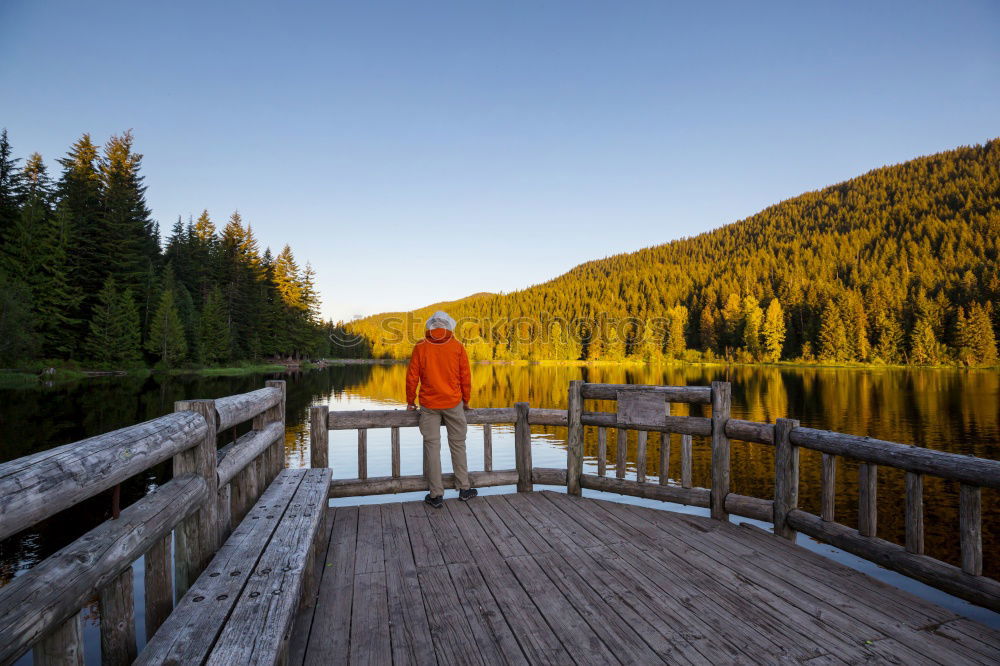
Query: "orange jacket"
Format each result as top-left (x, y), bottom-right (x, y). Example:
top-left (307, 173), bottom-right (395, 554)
top-left (406, 329), bottom-right (472, 409)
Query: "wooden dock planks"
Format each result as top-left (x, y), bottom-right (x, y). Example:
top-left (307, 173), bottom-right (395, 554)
top-left (289, 491), bottom-right (1000, 666)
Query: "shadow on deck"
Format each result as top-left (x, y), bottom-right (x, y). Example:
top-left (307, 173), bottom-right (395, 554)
top-left (289, 491), bottom-right (1000, 665)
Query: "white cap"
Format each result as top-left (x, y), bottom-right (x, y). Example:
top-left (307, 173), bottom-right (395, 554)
top-left (425, 310), bottom-right (456, 331)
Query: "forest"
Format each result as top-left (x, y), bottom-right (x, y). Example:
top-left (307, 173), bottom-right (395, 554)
top-left (0, 129), bottom-right (338, 369)
top-left (346, 140), bottom-right (999, 366)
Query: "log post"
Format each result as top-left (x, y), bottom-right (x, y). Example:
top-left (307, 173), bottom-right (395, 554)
top-left (681, 434), bottom-right (692, 488)
top-left (821, 454), bottom-right (836, 521)
top-left (483, 425), bottom-right (493, 473)
top-left (264, 379), bottom-right (287, 481)
top-left (597, 427), bottom-right (607, 477)
top-left (32, 613), bottom-right (83, 666)
top-left (392, 427), bottom-right (401, 478)
top-left (144, 533), bottom-right (172, 641)
top-left (960, 484), bottom-right (982, 575)
top-left (98, 567), bottom-right (136, 665)
top-left (773, 418), bottom-right (800, 540)
top-left (905, 472), bottom-right (924, 554)
top-left (710, 381), bottom-right (732, 521)
top-left (172, 398), bottom-right (219, 597)
top-left (616, 429), bottom-right (627, 480)
top-left (358, 429), bottom-right (368, 480)
top-left (859, 462), bottom-right (877, 537)
top-left (310, 405), bottom-right (329, 468)
top-left (659, 432), bottom-right (671, 485)
top-left (636, 430), bottom-right (648, 484)
top-left (515, 402), bottom-right (533, 492)
top-left (566, 380), bottom-right (584, 496)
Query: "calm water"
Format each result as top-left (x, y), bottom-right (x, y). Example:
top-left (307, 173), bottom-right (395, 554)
top-left (1, 362), bottom-right (999, 660)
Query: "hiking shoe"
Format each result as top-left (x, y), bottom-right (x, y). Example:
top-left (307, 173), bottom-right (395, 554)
top-left (459, 488), bottom-right (478, 502)
top-left (424, 494), bottom-right (443, 509)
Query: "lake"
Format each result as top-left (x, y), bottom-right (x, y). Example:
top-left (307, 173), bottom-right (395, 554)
top-left (1, 362), bottom-right (999, 659)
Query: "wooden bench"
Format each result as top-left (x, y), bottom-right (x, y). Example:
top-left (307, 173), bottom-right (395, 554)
top-left (138, 467), bottom-right (332, 665)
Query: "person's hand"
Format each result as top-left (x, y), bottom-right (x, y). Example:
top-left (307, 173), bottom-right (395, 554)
top-left (463, 401), bottom-right (470, 411)
top-left (407, 403), bottom-right (417, 411)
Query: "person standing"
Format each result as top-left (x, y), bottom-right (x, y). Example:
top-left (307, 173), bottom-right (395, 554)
top-left (406, 311), bottom-right (478, 508)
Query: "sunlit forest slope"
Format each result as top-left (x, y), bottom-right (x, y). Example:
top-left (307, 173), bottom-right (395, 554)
top-left (344, 139), bottom-right (999, 365)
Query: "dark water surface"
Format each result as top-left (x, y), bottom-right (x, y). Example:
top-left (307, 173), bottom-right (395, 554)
top-left (1, 363), bottom-right (998, 659)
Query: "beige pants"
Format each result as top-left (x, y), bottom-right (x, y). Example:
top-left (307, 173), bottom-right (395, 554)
top-left (419, 403), bottom-right (470, 497)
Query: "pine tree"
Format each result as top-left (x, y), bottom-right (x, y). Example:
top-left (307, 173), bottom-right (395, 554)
top-left (720, 293), bottom-right (742, 353)
top-left (2, 153), bottom-right (52, 286)
top-left (36, 207), bottom-right (84, 356)
top-left (740, 295), bottom-right (764, 360)
top-left (909, 317), bottom-right (943, 365)
top-left (959, 303), bottom-right (998, 365)
top-left (872, 312), bottom-right (904, 364)
top-left (198, 286), bottom-right (232, 364)
top-left (698, 304), bottom-right (719, 354)
top-left (664, 305), bottom-right (688, 359)
top-left (146, 288), bottom-right (188, 366)
top-left (85, 277), bottom-right (141, 365)
top-left (818, 301), bottom-right (849, 361)
top-left (56, 134), bottom-right (103, 320)
top-left (0, 268), bottom-right (38, 364)
top-left (762, 298), bottom-right (785, 362)
top-left (0, 129), bottom-right (23, 240)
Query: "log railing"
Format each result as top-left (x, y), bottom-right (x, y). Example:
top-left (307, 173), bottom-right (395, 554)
top-left (311, 379), bottom-right (1000, 612)
top-left (0, 381), bottom-right (286, 665)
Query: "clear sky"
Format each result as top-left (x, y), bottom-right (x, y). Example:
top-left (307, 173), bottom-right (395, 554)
top-left (2, 1), bottom-right (998, 322)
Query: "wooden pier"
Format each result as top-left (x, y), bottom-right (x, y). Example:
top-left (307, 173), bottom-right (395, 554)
top-left (1, 379), bottom-right (999, 664)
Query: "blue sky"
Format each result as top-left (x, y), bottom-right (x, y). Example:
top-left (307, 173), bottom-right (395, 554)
top-left (2, 1), bottom-right (998, 321)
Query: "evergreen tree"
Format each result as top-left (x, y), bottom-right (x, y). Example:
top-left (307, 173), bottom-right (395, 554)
top-left (146, 288), bottom-right (188, 366)
top-left (720, 293), bottom-right (742, 353)
top-left (699, 304), bottom-right (719, 353)
top-left (818, 301), bottom-right (849, 361)
top-left (740, 295), bottom-right (764, 360)
top-left (958, 303), bottom-right (998, 365)
top-left (909, 317), bottom-right (944, 365)
top-left (85, 277), bottom-right (141, 364)
top-left (664, 305), bottom-right (688, 359)
top-left (198, 286), bottom-right (232, 364)
top-left (0, 268), bottom-right (37, 364)
top-left (872, 312), bottom-right (904, 364)
top-left (0, 129), bottom-right (22, 240)
top-left (762, 298), bottom-right (785, 362)
top-left (56, 134), bottom-right (103, 309)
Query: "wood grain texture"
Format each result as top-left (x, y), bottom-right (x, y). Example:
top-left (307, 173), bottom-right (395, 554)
top-left (216, 421), bottom-right (283, 486)
top-left (98, 567), bottom-right (136, 665)
top-left (144, 533), bottom-right (172, 642)
top-left (636, 430), bottom-right (648, 483)
top-left (357, 429), bottom-right (367, 480)
top-left (0, 474), bottom-right (206, 665)
top-left (905, 472), bottom-right (924, 555)
top-left (0, 410), bottom-right (206, 541)
top-left (515, 401), bottom-right (533, 492)
top-left (581, 383), bottom-right (712, 403)
top-left (616, 428), bottom-right (627, 479)
top-left (960, 484), bottom-right (983, 576)
top-left (391, 426), bottom-right (401, 478)
top-left (597, 427), bottom-right (607, 477)
top-left (821, 453), bottom-right (836, 521)
top-left (309, 405), bottom-right (329, 469)
top-left (773, 418), bottom-right (800, 540)
top-left (681, 434), bottom-right (693, 488)
top-left (566, 380), bottom-right (584, 495)
top-left (32, 614), bottom-right (84, 666)
top-left (327, 470), bottom-right (518, 497)
top-left (859, 462), bottom-right (878, 538)
top-left (215, 387), bottom-right (282, 431)
top-left (328, 407), bottom-right (516, 429)
top-left (710, 381), bottom-right (732, 521)
top-left (482, 424), bottom-right (492, 473)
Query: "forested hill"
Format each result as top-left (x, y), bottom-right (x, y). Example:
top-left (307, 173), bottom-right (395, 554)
top-left (344, 139), bottom-right (999, 365)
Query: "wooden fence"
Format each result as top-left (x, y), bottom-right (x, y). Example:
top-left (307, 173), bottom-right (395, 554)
top-left (0, 381), bottom-right (286, 665)
top-left (311, 380), bottom-right (1000, 612)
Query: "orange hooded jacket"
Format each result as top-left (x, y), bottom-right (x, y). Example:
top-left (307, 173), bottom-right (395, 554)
top-left (406, 328), bottom-right (472, 409)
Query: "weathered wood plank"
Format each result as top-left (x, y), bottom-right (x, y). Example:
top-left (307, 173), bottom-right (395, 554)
top-left (206, 468), bottom-right (332, 665)
top-left (960, 483), bottom-right (983, 576)
top-left (581, 473), bottom-right (710, 507)
top-left (329, 408), bottom-right (517, 429)
top-left (402, 501), bottom-right (445, 568)
top-left (581, 411), bottom-right (713, 436)
top-left (98, 567), bottom-right (136, 665)
top-left (790, 427), bottom-right (1000, 489)
top-left (391, 426), bottom-right (401, 478)
top-left (566, 381), bottom-right (584, 495)
top-left (859, 462), bottom-right (877, 537)
top-left (821, 453), bottom-right (836, 521)
top-left (328, 470), bottom-right (518, 497)
top-left (380, 503), bottom-right (436, 665)
top-left (616, 428), bottom-right (627, 479)
top-left (216, 420), bottom-right (283, 486)
top-left (636, 430), bottom-right (648, 483)
top-left (905, 472), bottom-right (924, 554)
top-left (310, 405), bottom-right (329, 469)
top-left (32, 614), bottom-right (84, 666)
top-left (449, 561), bottom-right (527, 665)
top-left (357, 428), bottom-right (368, 480)
top-left (0, 474), bottom-right (206, 665)
top-left (773, 418), bottom-right (800, 540)
top-left (215, 387), bottom-right (282, 431)
top-left (597, 427), bottom-right (607, 477)
top-left (304, 507), bottom-right (358, 665)
top-left (532, 467), bottom-right (567, 486)
top-left (710, 381), bottom-right (731, 521)
top-left (355, 503), bottom-right (385, 574)
top-left (659, 432), bottom-right (670, 485)
top-left (725, 419), bottom-right (775, 445)
top-left (581, 383), bottom-right (712, 403)
top-left (143, 533), bottom-right (172, 641)
top-left (418, 566), bottom-right (486, 665)
top-left (349, 572), bottom-right (392, 665)
top-left (482, 424), bottom-right (492, 473)
top-left (459, 497), bottom-right (529, 560)
top-left (515, 402), bottom-right (533, 492)
top-left (0, 410), bottom-right (206, 541)
top-left (681, 434), bottom-right (692, 488)
top-left (786, 508), bottom-right (1000, 611)
top-left (480, 495), bottom-right (553, 555)
top-left (136, 471), bottom-right (304, 665)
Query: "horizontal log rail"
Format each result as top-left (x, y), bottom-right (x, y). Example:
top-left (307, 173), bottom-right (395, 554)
top-left (0, 411), bottom-right (208, 541)
top-left (580, 382), bottom-right (712, 403)
top-left (0, 474), bottom-right (208, 664)
top-left (214, 386), bottom-right (283, 431)
top-left (217, 420), bottom-right (285, 487)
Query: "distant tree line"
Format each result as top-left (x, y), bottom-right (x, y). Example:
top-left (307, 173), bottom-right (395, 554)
top-left (347, 140), bottom-right (999, 366)
top-left (0, 128), bottom-right (333, 368)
